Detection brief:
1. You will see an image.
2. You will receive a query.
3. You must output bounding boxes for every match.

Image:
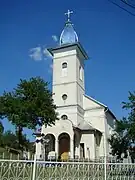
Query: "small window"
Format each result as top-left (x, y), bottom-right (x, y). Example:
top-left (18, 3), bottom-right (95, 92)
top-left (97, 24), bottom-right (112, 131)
top-left (61, 115), bottom-right (68, 120)
top-left (62, 62), bottom-right (67, 69)
top-left (79, 66), bottom-right (83, 81)
top-left (62, 62), bottom-right (68, 77)
top-left (62, 94), bottom-right (67, 101)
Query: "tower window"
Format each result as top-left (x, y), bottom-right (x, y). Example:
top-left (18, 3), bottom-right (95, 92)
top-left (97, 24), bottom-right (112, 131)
top-left (61, 115), bottom-right (68, 120)
top-left (79, 66), bottom-right (83, 81)
top-left (62, 62), bottom-right (68, 77)
top-left (62, 94), bottom-right (67, 101)
top-left (62, 62), bottom-right (67, 69)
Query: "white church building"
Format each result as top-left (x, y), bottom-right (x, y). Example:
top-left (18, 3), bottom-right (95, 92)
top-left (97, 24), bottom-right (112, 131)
top-left (35, 10), bottom-right (116, 161)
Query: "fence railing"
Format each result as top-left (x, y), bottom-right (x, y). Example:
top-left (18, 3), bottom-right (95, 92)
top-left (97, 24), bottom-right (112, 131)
top-left (0, 158), bottom-right (135, 180)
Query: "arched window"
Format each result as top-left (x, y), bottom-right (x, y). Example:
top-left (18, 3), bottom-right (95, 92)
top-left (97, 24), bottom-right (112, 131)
top-left (61, 115), bottom-right (68, 120)
top-left (79, 66), bottom-right (83, 80)
top-left (62, 62), bottom-right (67, 77)
top-left (62, 62), bottom-right (67, 69)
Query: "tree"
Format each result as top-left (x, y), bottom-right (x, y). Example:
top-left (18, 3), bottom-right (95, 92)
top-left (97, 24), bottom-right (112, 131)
top-left (108, 132), bottom-right (129, 159)
top-left (0, 121), bottom-right (4, 135)
top-left (0, 130), bottom-right (33, 154)
top-left (0, 121), bottom-right (4, 145)
top-left (109, 91), bottom-right (135, 162)
top-left (0, 77), bottom-right (58, 150)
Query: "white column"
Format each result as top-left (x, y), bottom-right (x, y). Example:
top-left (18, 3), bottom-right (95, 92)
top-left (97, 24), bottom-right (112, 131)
top-left (36, 139), bottom-right (42, 160)
top-left (55, 140), bottom-right (59, 159)
top-left (70, 138), bottom-right (74, 159)
top-left (75, 145), bottom-right (80, 158)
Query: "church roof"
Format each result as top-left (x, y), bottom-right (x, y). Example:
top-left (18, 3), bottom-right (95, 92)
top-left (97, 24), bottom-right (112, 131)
top-left (84, 94), bottom-right (116, 119)
top-left (74, 121), bottom-right (102, 134)
top-left (60, 10), bottom-right (78, 46)
top-left (77, 120), bottom-right (95, 131)
top-left (47, 42), bottom-right (89, 60)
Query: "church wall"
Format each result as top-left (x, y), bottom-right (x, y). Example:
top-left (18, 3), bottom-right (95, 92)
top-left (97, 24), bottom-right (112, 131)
top-left (42, 119), bottom-right (74, 140)
top-left (42, 120), bottom-right (74, 158)
top-left (105, 112), bottom-right (115, 155)
top-left (56, 106), bottom-right (79, 125)
top-left (84, 108), bottom-right (105, 132)
top-left (35, 137), bottom-right (42, 160)
top-left (53, 83), bottom-right (77, 107)
top-left (84, 108), bottom-right (107, 157)
top-left (83, 95), bottom-right (102, 109)
top-left (76, 56), bottom-right (85, 90)
top-left (53, 50), bottom-right (77, 85)
top-left (80, 132), bottom-right (95, 159)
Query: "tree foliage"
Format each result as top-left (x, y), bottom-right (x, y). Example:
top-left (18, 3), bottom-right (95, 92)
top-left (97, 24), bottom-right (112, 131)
top-left (0, 130), bottom-right (33, 152)
top-left (0, 77), bottom-right (58, 149)
top-left (109, 91), bottom-right (135, 162)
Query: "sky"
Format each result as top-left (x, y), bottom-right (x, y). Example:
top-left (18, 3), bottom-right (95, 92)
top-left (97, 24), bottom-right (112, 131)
top-left (0, 0), bottom-right (135, 141)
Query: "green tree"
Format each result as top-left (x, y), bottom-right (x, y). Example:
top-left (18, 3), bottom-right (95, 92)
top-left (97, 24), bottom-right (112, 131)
top-left (0, 130), bottom-right (32, 152)
top-left (0, 121), bottom-right (4, 145)
top-left (0, 77), bottom-right (58, 150)
top-left (109, 91), bottom-right (135, 162)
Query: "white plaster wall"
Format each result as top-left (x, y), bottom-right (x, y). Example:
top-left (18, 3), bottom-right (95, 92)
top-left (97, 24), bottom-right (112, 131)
top-left (53, 49), bottom-right (77, 85)
top-left (42, 119), bottom-right (74, 140)
top-left (83, 95), bottom-right (108, 157)
top-left (42, 119), bottom-right (74, 158)
top-left (52, 46), bottom-right (85, 110)
top-left (35, 137), bottom-right (42, 159)
top-left (56, 106), bottom-right (80, 126)
top-left (53, 83), bottom-right (77, 107)
top-left (80, 133), bottom-right (95, 159)
top-left (106, 112), bottom-right (115, 136)
top-left (76, 56), bottom-right (85, 89)
top-left (105, 112), bottom-right (115, 155)
top-left (84, 108), bottom-right (105, 132)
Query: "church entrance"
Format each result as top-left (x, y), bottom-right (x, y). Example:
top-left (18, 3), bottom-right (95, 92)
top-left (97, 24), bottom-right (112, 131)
top-left (58, 133), bottom-right (70, 160)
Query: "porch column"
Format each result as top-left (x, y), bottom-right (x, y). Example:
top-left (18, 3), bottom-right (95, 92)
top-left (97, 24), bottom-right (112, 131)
top-left (70, 138), bottom-right (74, 159)
top-left (75, 145), bottom-right (80, 158)
top-left (55, 139), bottom-right (59, 159)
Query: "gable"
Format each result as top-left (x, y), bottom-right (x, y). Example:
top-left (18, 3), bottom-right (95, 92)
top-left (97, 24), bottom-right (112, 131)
top-left (83, 94), bottom-right (106, 110)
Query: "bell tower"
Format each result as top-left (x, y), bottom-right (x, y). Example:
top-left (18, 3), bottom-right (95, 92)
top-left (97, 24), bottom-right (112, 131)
top-left (48, 10), bottom-right (88, 126)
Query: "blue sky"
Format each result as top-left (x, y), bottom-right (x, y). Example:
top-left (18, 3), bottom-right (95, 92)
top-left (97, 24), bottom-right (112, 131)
top-left (0, 0), bottom-right (135, 140)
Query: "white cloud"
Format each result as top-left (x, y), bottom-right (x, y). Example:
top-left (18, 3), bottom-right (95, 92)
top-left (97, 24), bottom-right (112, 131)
top-left (43, 48), bottom-right (52, 59)
top-left (29, 46), bottom-right (53, 61)
top-left (29, 47), bottom-right (42, 61)
top-left (50, 64), bottom-right (53, 70)
top-left (52, 35), bottom-right (58, 42)
top-left (48, 64), bottom-right (53, 74)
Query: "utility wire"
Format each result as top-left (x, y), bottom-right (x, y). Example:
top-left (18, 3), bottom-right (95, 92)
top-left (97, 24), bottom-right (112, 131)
top-left (108, 0), bottom-right (135, 16)
top-left (121, 0), bottom-right (135, 9)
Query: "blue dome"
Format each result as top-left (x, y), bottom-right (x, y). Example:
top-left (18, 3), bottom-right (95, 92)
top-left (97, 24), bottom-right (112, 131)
top-left (60, 21), bottom-right (78, 45)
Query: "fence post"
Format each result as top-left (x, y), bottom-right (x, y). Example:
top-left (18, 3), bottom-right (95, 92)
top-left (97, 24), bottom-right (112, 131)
top-left (32, 154), bottom-right (37, 180)
top-left (104, 155), bottom-right (107, 180)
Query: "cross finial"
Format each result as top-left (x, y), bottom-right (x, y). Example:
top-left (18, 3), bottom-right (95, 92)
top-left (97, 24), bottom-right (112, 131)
top-left (65, 10), bottom-right (73, 21)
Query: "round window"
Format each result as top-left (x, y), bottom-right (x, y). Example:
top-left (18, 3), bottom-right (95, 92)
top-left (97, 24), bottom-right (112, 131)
top-left (62, 94), bottom-right (67, 100)
top-left (62, 62), bottom-right (67, 69)
top-left (61, 115), bottom-right (68, 120)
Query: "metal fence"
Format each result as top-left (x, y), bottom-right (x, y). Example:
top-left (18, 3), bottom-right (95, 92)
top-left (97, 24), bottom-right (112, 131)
top-left (0, 158), bottom-right (135, 180)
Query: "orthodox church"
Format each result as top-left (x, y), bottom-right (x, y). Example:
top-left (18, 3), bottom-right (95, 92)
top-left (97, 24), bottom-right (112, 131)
top-left (36, 10), bottom-right (116, 161)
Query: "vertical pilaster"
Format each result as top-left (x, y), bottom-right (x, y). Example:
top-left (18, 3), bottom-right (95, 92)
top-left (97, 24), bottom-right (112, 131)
top-left (70, 138), bottom-right (74, 159)
top-left (55, 139), bottom-right (59, 159)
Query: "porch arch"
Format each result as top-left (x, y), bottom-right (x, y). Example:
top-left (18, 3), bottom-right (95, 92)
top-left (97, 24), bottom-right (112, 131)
top-left (58, 133), bottom-right (70, 158)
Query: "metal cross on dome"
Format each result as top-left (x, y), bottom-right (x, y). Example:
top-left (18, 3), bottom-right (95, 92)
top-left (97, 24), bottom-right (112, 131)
top-left (65, 10), bottom-right (73, 21)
